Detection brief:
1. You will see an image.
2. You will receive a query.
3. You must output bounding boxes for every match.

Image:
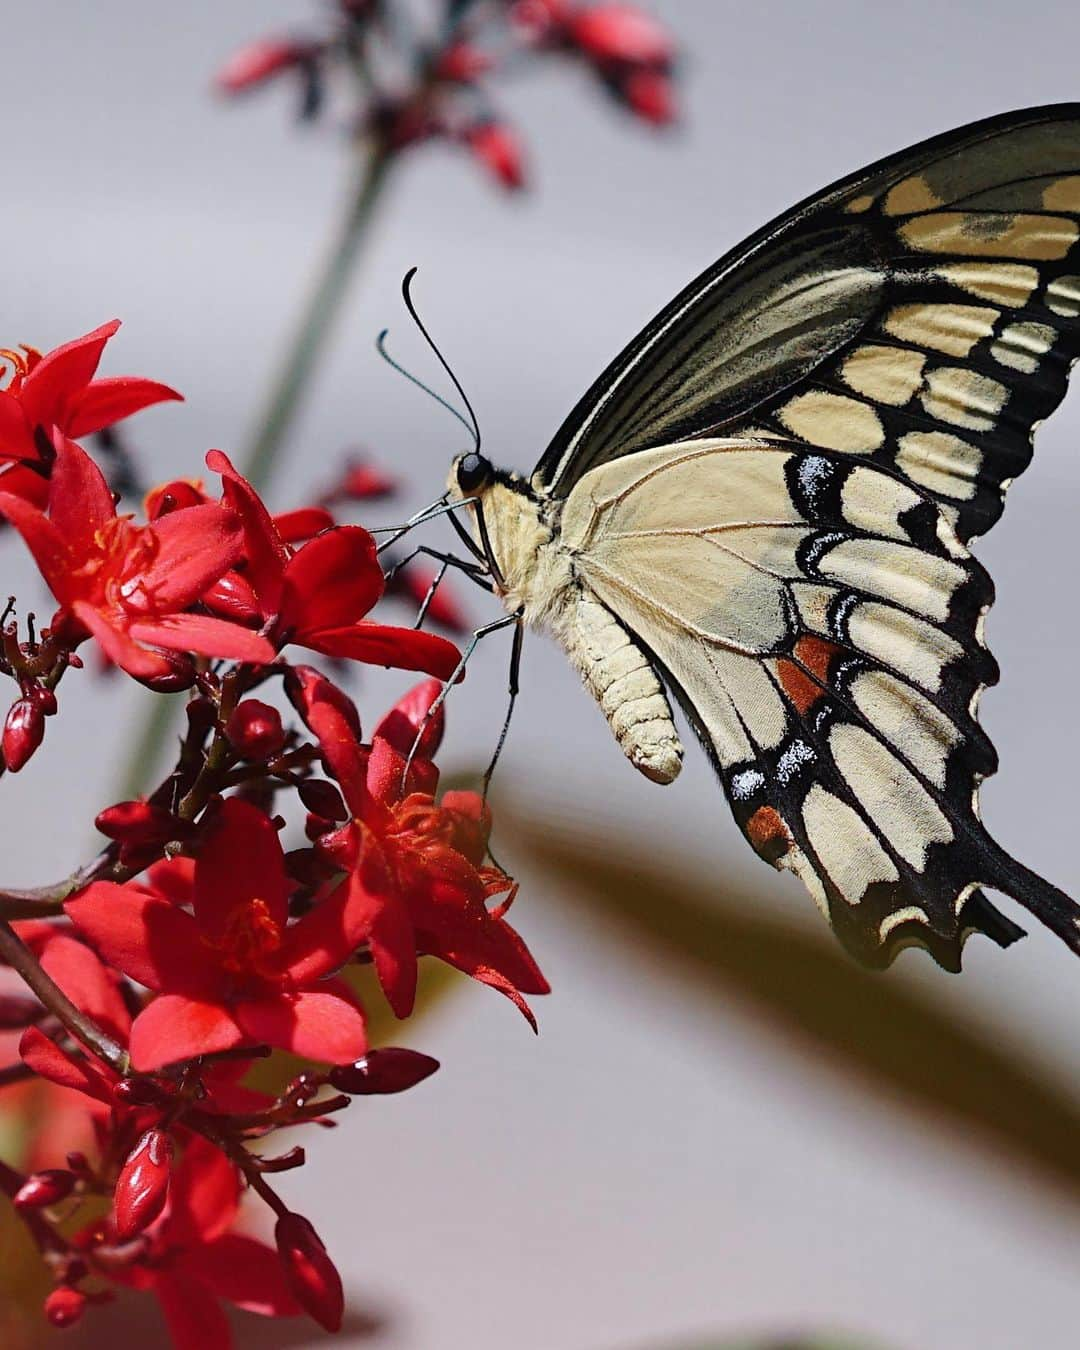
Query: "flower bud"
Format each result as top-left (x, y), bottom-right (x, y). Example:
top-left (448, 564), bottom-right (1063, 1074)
top-left (95, 799), bottom-right (183, 846)
top-left (133, 650), bottom-right (196, 694)
top-left (113, 1128), bottom-right (172, 1240)
top-left (202, 570), bottom-right (260, 624)
top-left (3, 697), bottom-right (45, 772)
top-left (275, 1212), bottom-right (344, 1332)
top-left (145, 478), bottom-right (207, 518)
top-left (43, 1287), bottom-right (86, 1329)
top-left (227, 699), bottom-right (286, 761)
top-left (112, 1076), bottom-right (172, 1108)
top-left (615, 67), bottom-right (675, 125)
top-left (329, 1048), bottom-right (440, 1096)
top-left (14, 1169), bottom-right (76, 1210)
top-left (463, 121), bottom-right (527, 190)
top-left (338, 459), bottom-right (395, 502)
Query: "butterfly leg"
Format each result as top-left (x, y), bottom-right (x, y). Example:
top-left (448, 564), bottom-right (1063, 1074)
top-left (483, 610), bottom-right (525, 801)
top-left (402, 611), bottom-right (521, 787)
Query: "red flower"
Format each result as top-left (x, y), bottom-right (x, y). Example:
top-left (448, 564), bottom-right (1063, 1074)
top-left (65, 798), bottom-right (369, 1071)
top-left (290, 669), bottom-right (549, 1023)
top-left (0, 437), bottom-right (274, 681)
top-left (0, 320), bottom-right (180, 470)
top-left (206, 449), bottom-right (461, 679)
top-left (108, 1134), bottom-right (299, 1349)
top-left (215, 38), bottom-right (318, 94)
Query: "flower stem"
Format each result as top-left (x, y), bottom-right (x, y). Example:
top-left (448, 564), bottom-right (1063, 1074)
top-left (241, 143), bottom-right (392, 492)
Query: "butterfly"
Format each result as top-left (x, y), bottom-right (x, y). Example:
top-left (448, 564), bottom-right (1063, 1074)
top-left (438, 103), bottom-right (1080, 972)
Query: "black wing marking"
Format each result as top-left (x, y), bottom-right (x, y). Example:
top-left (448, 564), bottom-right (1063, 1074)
top-left (535, 104), bottom-right (1080, 546)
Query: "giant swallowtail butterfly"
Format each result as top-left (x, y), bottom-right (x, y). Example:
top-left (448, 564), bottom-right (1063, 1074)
top-left (443, 104), bottom-right (1080, 971)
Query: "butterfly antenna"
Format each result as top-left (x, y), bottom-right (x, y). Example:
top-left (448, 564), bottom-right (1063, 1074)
top-left (376, 330), bottom-right (478, 444)
top-left (401, 267), bottom-right (482, 452)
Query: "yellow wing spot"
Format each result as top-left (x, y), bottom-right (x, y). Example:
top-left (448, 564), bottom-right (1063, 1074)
top-left (1042, 176), bottom-right (1080, 212)
top-left (933, 261), bottom-right (1039, 307)
top-left (844, 193), bottom-right (875, 214)
top-left (1046, 275), bottom-right (1080, 317)
top-left (896, 430), bottom-right (981, 501)
top-left (884, 302), bottom-right (998, 358)
top-left (921, 367), bottom-right (1008, 432)
top-left (778, 392), bottom-right (885, 453)
top-left (900, 212), bottom-right (1079, 260)
top-left (841, 345), bottom-right (926, 405)
top-left (990, 321), bottom-right (1056, 374)
top-left (883, 176), bottom-right (943, 216)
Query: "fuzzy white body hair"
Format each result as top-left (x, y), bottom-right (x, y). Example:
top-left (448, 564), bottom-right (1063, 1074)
top-left (451, 474), bottom-right (683, 784)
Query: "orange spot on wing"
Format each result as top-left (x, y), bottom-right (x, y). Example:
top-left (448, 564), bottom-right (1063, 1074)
top-left (746, 805), bottom-right (791, 864)
top-left (777, 636), bottom-right (843, 715)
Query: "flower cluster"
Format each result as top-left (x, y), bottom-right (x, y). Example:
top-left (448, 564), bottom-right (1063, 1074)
top-left (214, 0), bottom-right (678, 191)
top-left (0, 324), bottom-right (546, 1346)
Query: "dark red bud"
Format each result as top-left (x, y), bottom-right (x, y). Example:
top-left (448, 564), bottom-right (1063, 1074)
top-left (0, 993), bottom-right (44, 1028)
top-left (95, 799), bottom-right (182, 845)
top-left (297, 778), bottom-right (348, 821)
top-left (25, 685), bottom-right (57, 716)
top-left (227, 699), bottom-right (286, 761)
top-left (3, 698), bottom-right (45, 772)
top-left (113, 1128), bottom-right (172, 1240)
top-left (133, 650), bottom-right (196, 694)
top-left (65, 1152), bottom-right (90, 1174)
top-left (328, 1048), bottom-right (440, 1095)
top-left (304, 811), bottom-right (334, 842)
top-left (44, 1287), bottom-right (86, 1329)
top-left (275, 1212), bottom-right (344, 1333)
top-left (15, 1169), bottom-right (76, 1209)
top-left (112, 1076), bottom-right (172, 1107)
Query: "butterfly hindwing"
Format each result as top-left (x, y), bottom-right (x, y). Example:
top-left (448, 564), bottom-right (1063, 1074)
top-left (559, 435), bottom-right (1076, 966)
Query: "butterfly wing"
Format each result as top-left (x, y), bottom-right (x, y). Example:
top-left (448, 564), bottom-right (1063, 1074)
top-left (535, 103), bottom-right (1080, 547)
top-left (539, 104), bottom-right (1080, 966)
top-left (560, 436), bottom-right (1076, 968)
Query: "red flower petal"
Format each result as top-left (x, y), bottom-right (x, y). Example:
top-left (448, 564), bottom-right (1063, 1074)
top-left (0, 389), bottom-right (35, 463)
top-left (19, 320), bottom-right (120, 431)
top-left (152, 1271), bottom-right (233, 1350)
top-left (65, 376), bottom-right (183, 439)
top-left (69, 600), bottom-right (175, 680)
top-left (144, 856), bottom-right (195, 905)
top-left (274, 505), bottom-right (334, 543)
top-left (18, 1026), bottom-right (114, 1102)
top-left (233, 989), bottom-right (367, 1063)
top-left (129, 995), bottom-right (247, 1072)
top-left (374, 677), bottom-right (445, 759)
top-left (305, 622), bottom-right (461, 680)
top-left (48, 433), bottom-right (117, 545)
top-left (279, 525), bottom-right (384, 635)
top-left (569, 4), bottom-right (674, 66)
top-left (277, 869), bottom-right (374, 984)
top-left (165, 1134), bottom-right (240, 1246)
top-left (201, 569), bottom-right (261, 624)
top-left (193, 798), bottom-right (291, 939)
top-left (358, 844), bottom-right (418, 1018)
top-left (141, 503), bottom-right (243, 608)
top-left (39, 933), bottom-right (132, 1043)
top-left (0, 462), bottom-right (49, 509)
top-left (65, 883), bottom-right (215, 996)
top-left (182, 1234), bottom-right (300, 1316)
top-left (127, 613), bottom-right (275, 664)
top-left (206, 449), bottom-right (287, 613)
top-left (0, 490), bottom-right (70, 600)
top-left (285, 666), bottom-right (365, 812)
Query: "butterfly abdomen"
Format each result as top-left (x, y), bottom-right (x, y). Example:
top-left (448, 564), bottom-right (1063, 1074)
top-left (549, 590), bottom-right (684, 784)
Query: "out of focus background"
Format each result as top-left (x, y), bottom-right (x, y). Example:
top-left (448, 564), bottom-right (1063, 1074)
top-left (4, 2), bottom-right (1080, 1347)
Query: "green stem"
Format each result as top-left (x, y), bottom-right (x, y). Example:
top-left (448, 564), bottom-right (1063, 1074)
top-left (114, 145), bottom-right (392, 803)
top-left (241, 144), bottom-right (392, 491)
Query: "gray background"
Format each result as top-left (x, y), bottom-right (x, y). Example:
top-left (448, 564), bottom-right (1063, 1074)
top-left (5, 2), bottom-right (1080, 1347)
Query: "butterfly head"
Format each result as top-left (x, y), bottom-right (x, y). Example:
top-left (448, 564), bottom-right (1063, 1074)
top-left (452, 451), bottom-right (495, 497)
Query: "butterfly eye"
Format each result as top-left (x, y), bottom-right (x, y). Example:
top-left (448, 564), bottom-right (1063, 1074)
top-left (456, 452), bottom-right (493, 494)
